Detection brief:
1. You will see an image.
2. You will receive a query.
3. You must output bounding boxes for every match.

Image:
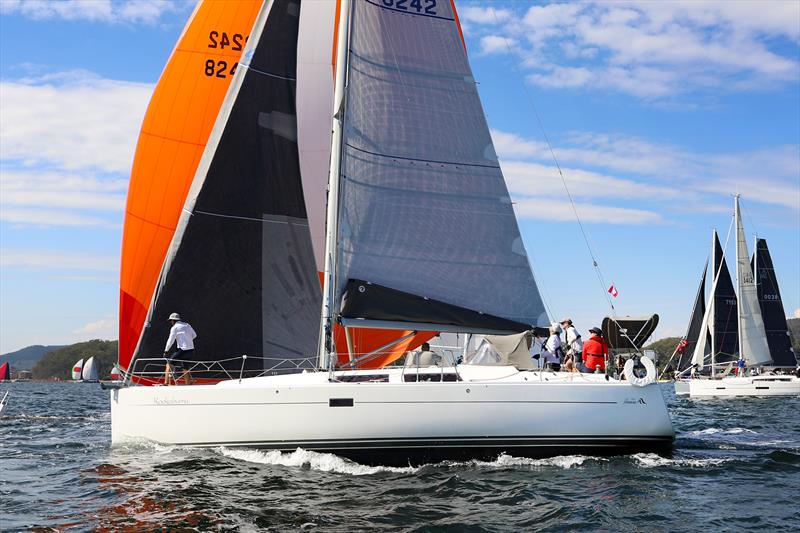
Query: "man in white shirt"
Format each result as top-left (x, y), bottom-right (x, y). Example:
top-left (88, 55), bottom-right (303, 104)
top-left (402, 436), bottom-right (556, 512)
top-left (163, 312), bottom-right (196, 385)
top-left (560, 318), bottom-right (584, 365)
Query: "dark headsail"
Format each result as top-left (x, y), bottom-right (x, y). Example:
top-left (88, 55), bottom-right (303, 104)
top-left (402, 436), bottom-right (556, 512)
top-left (711, 231), bottom-right (738, 362)
top-left (753, 238), bottom-right (797, 367)
top-left (677, 261), bottom-right (709, 371)
top-left (133, 0), bottom-right (321, 376)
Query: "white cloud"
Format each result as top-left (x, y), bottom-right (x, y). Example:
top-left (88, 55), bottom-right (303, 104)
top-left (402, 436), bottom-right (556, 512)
top-left (0, 0), bottom-right (182, 25)
top-left (502, 160), bottom-right (678, 201)
top-left (0, 249), bottom-right (119, 271)
top-left (73, 315), bottom-right (117, 338)
top-left (479, 35), bottom-right (516, 56)
top-left (0, 208), bottom-right (115, 227)
top-left (794, 309), bottom-right (800, 319)
top-left (513, 197), bottom-right (663, 225)
top-left (0, 71), bottom-right (152, 174)
top-left (466, 1), bottom-right (800, 99)
top-left (459, 6), bottom-right (512, 25)
top-left (0, 70), bottom-right (148, 227)
top-left (488, 128), bottom-right (799, 225)
top-left (1, 170), bottom-right (126, 212)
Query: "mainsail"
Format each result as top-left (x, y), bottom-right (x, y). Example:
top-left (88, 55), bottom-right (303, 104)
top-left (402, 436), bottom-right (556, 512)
top-left (132, 0), bottom-right (320, 376)
top-left (0, 362), bottom-right (9, 381)
top-left (734, 197), bottom-right (771, 366)
top-left (710, 230), bottom-right (738, 362)
top-left (330, 0), bottom-right (548, 341)
top-left (753, 238), bottom-right (797, 366)
top-left (678, 261), bottom-right (708, 371)
top-left (119, 0), bottom-right (262, 372)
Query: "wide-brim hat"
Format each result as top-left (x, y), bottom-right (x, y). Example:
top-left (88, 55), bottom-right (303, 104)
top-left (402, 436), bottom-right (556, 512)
top-left (559, 317), bottom-right (572, 324)
top-left (168, 312), bottom-right (181, 321)
top-left (588, 327), bottom-right (602, 335)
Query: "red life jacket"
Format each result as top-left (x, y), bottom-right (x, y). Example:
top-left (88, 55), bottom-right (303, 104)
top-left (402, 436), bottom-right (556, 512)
top-left (582, 336), bottom-right (608, 371)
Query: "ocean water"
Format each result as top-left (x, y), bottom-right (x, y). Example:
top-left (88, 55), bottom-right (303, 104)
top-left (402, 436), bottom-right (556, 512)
top-left (1, 383), bottom-right (798, 532)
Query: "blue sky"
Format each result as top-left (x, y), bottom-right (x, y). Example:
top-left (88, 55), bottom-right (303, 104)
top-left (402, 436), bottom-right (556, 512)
top-left (0, 0), bottom-right (798, 354)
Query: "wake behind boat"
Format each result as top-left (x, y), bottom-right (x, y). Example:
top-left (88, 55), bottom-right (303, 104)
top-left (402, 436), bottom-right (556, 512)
top-left (110, 0), bottom-right (674, 462)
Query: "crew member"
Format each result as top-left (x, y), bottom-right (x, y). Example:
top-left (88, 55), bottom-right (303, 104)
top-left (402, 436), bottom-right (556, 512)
top-left (581, 327), bottom-right (608, 373)
top-left (163, 312), bottom-right (196, 385)
top-left (410, 342), bottom-right (441, 366)
top-left (542, 323), bottom-right (563, 371)
top-left (560, 318), bottom-right (584, 365)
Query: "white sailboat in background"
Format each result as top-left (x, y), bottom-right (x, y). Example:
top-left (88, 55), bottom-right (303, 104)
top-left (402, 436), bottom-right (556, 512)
top-left (82, 356), bottom-right (99, 383)
top-left (675, 196), bottom-right (799, 397)
top-left (111, 0), bottom-right (673, 464)
top-left (71, 358), bottom-right (84, 382)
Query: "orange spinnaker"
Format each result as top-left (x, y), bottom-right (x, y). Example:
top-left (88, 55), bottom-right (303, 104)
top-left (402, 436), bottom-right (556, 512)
top-left (119, 0), bottom-right (262, 371)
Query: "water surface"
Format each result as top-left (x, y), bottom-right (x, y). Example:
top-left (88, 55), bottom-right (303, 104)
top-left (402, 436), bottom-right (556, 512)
top-left (1, 382), bottom-right (798, 531)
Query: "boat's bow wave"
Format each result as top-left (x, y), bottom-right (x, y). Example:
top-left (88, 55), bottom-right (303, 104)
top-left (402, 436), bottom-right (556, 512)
top-left (216, 447), bottom-right (612, 475)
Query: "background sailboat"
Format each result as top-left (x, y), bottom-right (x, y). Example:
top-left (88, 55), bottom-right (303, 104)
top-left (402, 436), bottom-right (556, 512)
top-left (82, 356), bottom-right (99, 383)
top-left (71, 358), bottom-right (84, 381)
top-left (675, 196), bottom-right (799, 397)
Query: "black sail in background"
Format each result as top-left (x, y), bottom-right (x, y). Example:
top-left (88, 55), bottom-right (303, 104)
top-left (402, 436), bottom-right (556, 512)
top-left (134, 0), bottom-right (320, 376)
top-left (711, 231), bottom-right (738, 362)
top-left (677, 261), bottom-right (709, 371)
top-left (753, 239), bottom-right (797, 366)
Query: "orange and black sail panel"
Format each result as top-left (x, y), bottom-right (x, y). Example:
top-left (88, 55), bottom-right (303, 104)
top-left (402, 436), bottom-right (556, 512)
top-left (119, 0), bottom-right (261, 371)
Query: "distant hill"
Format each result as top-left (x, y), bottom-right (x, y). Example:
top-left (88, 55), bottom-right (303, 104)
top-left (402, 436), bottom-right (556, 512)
top-left (644, 336), bottom-right (681, 374)
top-left (788, 317), bottom-right (800, 356)
top-left (0, 345), bottom-right (67, 371)
top-left (31, 340), bottom-right (118, 380)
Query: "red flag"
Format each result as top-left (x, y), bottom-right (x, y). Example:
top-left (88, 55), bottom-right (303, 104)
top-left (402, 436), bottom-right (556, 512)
top-left (608, 284), bottom-right (618, 298)
top-left (677, 338), bottom-right (689, 354)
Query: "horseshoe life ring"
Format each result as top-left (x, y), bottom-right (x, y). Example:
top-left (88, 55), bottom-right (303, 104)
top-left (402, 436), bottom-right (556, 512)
top-left (623, 355), bottom-right (656, 387)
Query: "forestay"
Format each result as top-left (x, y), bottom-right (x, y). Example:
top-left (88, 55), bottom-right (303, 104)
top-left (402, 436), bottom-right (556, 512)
top-left (335, 0), bottom-right (547, 332)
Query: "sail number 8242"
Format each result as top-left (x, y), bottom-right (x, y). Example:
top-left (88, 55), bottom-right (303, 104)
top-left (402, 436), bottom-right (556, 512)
top-left (381, 0), bottom-right (437, 15)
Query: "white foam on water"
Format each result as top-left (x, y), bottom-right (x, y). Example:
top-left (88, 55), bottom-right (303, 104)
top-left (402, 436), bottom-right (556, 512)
top-left (691, 427), bottom-right (758, 436)
top-left (480, 453), bottom-right (602, 469)
top-left (218, 447), bottom-right (419, 476)
top-left (435, 453), bottom-right (606, 470)
top-left (632, 453), bottom-right (732, 468)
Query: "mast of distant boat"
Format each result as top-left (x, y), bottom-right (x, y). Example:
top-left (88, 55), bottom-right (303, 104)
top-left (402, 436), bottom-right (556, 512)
top-left (319, 0), bottom-right (352, 371)
top-left (710, 230), bottom-right (717, 375)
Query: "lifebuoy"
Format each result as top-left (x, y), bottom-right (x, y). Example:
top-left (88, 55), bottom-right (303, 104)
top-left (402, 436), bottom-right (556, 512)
top-left (623, 355), bottom-right (656, 387)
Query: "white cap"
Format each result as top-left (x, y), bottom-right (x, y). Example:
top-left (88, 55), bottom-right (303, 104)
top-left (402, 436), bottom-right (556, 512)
top-left (168, 312), bottom-right (181, 321)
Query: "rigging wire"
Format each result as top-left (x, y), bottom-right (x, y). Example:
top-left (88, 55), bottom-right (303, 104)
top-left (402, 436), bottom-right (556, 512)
top-left (489, 10), bottom-right (617, 318)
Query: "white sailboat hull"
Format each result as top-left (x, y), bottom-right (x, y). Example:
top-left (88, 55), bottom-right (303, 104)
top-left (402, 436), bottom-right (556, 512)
top-left (111, 366), bottom-right (673, 465)
top-left (675, 375), bottom-right (800, 398)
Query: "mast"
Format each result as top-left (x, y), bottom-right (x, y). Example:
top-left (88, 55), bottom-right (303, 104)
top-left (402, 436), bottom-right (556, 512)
top-left (710, 230), bottom-right (716, 374)
top-left (319, 0), bottom-right (352, 370)
top-left (735, 195), bottom-right (744, 365)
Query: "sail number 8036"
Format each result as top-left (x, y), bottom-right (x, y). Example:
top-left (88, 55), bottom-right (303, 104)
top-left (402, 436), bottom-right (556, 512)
top-left (381, 0), bottom-right (437, 15)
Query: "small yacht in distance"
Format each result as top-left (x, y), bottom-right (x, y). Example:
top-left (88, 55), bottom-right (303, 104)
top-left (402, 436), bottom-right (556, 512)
top-left (674, 196), bottom-right (799, 398)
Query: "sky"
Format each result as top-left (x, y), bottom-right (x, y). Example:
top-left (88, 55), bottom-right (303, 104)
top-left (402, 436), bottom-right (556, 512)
top-left (0, 0), bottom-right (798, 354)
